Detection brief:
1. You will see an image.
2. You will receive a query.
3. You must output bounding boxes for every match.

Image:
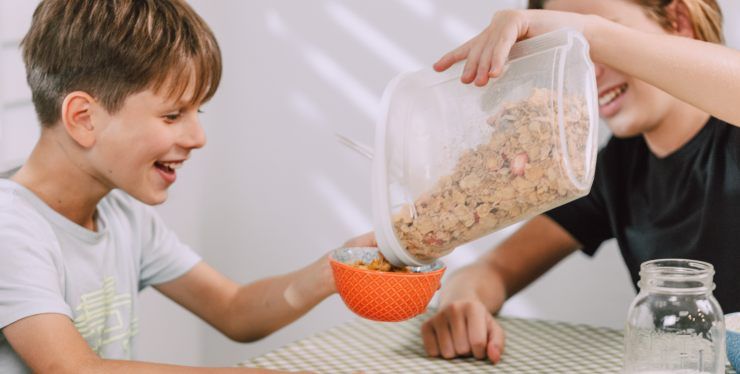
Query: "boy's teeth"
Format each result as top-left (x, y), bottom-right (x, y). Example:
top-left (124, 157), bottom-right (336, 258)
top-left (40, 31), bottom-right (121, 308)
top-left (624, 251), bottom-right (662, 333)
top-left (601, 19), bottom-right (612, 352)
top-left (158, 161), bottom-right (183, 171)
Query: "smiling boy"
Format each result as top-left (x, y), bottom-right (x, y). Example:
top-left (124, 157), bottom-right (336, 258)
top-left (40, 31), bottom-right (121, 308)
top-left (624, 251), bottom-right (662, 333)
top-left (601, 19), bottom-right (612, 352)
top-left (0, 1), bottom-right (369, 373)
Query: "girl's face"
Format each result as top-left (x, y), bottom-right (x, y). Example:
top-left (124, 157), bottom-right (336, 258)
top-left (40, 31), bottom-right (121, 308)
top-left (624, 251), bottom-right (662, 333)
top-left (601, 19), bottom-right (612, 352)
top-left (546, 0), bottom-right (684, 137)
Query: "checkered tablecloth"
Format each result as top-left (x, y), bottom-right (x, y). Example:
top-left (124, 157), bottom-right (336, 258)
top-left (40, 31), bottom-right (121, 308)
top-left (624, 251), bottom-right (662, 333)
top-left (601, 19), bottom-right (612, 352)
top-left (239, 311), bottom-right (736, 373)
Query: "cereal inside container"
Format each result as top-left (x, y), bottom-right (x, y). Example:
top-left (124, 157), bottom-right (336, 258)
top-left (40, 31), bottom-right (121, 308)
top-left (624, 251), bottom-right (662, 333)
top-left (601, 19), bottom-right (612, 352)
top-left (373, 28), bottom-right (599, 266)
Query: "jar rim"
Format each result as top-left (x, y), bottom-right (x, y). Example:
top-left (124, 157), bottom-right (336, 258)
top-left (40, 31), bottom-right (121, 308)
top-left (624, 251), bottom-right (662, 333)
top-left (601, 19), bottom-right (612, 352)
top-left (640, 258), bottom-right (714, 275)
top-left (638, 258), bottom-right (715, 294)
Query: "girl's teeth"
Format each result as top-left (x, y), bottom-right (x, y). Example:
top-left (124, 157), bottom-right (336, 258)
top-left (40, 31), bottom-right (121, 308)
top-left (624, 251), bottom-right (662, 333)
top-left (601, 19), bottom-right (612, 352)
top-left (599, 84), bottom-right (626, 106)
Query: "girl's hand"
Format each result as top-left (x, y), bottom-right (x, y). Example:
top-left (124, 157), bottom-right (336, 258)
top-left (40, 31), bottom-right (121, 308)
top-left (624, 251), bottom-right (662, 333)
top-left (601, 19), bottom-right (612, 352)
top-left (434, 10), bottom-right (594, 87)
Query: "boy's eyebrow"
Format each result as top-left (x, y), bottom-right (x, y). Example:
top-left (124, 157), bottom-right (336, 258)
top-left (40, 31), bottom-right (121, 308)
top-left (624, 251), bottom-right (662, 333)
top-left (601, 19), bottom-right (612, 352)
top-left (161, 100), bottom-right (195, 111)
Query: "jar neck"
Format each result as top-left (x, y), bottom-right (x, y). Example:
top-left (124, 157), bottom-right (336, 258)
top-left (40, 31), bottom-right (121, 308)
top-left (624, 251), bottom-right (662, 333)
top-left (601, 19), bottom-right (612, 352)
top-left (637, 259), bottom-right (715, 295)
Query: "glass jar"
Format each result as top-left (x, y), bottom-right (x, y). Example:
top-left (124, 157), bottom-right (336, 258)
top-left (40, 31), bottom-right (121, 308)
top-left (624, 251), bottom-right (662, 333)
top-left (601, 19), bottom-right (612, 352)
top-left (624, 259), bottom-right (726, 373)
top-left (373, 28), bottom-right (599, 266)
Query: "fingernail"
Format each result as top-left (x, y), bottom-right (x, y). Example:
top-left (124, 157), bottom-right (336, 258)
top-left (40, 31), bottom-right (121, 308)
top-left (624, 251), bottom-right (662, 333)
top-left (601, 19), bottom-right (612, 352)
top-left (491, 345), bottom-right (501, 363)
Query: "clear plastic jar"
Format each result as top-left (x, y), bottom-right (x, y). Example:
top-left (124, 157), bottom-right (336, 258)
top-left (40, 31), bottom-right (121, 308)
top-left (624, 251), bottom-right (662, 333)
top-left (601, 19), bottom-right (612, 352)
top-left (373, 28), bottom-right (599, 266)
top-left (624, 259), bottom-right (726, 373)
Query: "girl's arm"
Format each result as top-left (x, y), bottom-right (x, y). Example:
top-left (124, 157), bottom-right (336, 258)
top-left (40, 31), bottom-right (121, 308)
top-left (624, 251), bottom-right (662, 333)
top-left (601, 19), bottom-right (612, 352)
top-left (436, 10), bottom-right (740, 126)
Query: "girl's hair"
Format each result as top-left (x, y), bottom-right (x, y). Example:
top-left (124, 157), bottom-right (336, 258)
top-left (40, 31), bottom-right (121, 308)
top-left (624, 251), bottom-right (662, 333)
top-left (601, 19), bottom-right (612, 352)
top-left (527, 0), bottom-right (724, 44)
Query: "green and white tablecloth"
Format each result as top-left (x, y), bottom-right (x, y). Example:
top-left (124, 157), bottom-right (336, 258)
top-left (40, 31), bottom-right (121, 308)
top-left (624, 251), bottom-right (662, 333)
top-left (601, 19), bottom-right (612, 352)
top-left (239, 311), bottom-right (736, 373)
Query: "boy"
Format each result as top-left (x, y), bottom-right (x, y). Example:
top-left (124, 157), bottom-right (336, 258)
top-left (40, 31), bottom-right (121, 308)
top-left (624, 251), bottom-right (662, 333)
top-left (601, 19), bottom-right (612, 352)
top-left (0, 1), bottom-right (371, 372)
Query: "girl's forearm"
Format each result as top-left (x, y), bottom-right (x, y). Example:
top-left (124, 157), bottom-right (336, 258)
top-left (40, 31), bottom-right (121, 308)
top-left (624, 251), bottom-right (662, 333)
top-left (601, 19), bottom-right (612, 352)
top-left (584, 15), bottom-right (740, 125)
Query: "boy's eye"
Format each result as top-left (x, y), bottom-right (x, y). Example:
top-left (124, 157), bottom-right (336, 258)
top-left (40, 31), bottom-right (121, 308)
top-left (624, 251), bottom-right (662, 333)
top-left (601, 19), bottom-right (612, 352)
top-left (164, 113), bottom-right (181, 121)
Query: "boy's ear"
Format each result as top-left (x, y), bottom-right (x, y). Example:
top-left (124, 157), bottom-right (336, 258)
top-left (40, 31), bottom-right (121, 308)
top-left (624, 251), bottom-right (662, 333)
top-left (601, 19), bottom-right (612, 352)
top-left (61, 91), bottom-right (97, 148)
top-left (667, 0), bottom-right (696, 39)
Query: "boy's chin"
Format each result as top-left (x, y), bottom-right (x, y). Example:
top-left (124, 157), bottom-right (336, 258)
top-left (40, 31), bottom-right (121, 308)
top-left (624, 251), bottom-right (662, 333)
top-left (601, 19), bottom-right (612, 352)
top-left (131, 190), bottom-right (169, 206)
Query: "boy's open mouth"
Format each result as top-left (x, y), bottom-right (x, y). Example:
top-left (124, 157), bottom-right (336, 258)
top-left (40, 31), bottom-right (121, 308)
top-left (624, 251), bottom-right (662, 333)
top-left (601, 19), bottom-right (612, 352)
top-left (154, 161), bottom-right (183, 174)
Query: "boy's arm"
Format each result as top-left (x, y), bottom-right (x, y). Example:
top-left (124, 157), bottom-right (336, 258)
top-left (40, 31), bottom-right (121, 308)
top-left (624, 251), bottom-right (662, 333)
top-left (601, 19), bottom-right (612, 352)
top-left (2, 313), bottom-right (297, 373)
top-left (155, 233), bottom-right (376, 343)
top-left (155, 258), bottom-right (332, 343)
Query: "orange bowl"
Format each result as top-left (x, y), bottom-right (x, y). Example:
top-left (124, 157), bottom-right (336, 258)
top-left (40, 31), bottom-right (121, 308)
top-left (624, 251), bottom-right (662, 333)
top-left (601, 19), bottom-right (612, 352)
top-left (330, 247), bottom-right (445, 322)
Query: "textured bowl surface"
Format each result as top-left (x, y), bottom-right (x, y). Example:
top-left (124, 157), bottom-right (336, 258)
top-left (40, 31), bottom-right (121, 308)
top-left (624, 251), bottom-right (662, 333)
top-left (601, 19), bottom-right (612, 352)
top-left (727, 312), bottom-right (740, 371)
top-left (331, 247), bottom-right (445, 322)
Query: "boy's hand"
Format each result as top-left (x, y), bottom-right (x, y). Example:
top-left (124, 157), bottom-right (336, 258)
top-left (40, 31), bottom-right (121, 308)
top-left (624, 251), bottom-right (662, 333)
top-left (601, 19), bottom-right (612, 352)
top-left (342, 232), bottom-right (377, 248)
top-left (316, 232), bottom-right (378, 295)
top-left (421, 297), bottom-right (505, 364)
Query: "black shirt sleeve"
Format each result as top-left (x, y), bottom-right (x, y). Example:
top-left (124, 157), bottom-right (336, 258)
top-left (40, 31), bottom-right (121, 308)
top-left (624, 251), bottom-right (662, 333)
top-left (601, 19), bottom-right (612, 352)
top-left (544, 146), bottom-right (614, 256)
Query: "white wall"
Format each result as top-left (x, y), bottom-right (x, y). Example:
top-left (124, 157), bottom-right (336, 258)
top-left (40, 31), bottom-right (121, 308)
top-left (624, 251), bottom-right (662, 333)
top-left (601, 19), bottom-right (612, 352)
top-left (2, 0), bottom-right (739, 368)
top-left (0, 1), bottom-right (38, 168)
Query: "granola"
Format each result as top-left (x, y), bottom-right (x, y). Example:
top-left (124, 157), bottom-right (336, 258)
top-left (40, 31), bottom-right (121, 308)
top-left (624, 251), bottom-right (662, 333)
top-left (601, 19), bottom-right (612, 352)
top-left (392, 88), bottom-right (591, 262)
top-left (352, 253), bottom-right (411, 273)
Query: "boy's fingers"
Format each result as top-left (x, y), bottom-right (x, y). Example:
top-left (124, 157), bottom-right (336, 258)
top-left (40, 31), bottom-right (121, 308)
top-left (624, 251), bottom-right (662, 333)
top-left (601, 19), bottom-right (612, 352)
top-left (448, 311), bottom-right (471, 356)
top-left (487, 317), bottom-right (506, 363)
top-left (420, 320), bottom-right (440, 357)
top-left (487, 343), bottom-right (501, 365)
top-left (466, 307), bottom-right (489, 360)
top-left (431, 317), bottom-right (456, 359)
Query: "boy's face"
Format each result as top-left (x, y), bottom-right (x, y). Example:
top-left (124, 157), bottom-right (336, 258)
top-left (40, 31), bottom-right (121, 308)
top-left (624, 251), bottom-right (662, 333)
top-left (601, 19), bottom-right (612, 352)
top-left (85, 87), bottom-right (206, 205)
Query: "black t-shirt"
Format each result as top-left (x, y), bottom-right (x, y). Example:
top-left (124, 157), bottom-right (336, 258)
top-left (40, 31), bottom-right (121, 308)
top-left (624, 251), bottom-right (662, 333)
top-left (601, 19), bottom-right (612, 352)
top-left (545, 116), bottom-right (740, 313)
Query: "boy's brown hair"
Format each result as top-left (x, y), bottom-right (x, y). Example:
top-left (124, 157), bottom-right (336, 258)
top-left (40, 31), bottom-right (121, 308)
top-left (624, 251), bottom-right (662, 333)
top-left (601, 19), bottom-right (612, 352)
top-left (528, 0), bottom-right (723, 44)
top-left (21, 0), bottom-right (222, 127)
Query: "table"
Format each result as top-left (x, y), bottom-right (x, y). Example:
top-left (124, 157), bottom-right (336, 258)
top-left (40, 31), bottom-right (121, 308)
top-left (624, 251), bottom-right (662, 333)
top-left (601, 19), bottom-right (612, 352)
top-left (239, 311), bottom-right (736, 373)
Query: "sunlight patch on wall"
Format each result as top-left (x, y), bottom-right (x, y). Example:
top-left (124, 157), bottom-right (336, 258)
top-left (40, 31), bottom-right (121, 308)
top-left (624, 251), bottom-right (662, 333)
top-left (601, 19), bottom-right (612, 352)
top-left (264, 9), bottom-right (379, 120)
top-left (311, 174), bottom-right (371, 234)
top-left (440, 16), bottom-right (477, 44)
top-left (399, 0), bottom-right (435, 20)
top-left (324, 1), bottom-right (423, 71)
top-left (264, 9), bottom-right (289, 37)
top-left (302, 46), bottom-right (378, 119)
top-left (289, 91), bottom-right (328, 126)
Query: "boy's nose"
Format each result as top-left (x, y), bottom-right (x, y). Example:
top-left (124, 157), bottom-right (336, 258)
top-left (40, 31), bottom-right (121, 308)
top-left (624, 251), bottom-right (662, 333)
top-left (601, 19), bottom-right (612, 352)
top-left (181, 117), bottom-right (206, 150)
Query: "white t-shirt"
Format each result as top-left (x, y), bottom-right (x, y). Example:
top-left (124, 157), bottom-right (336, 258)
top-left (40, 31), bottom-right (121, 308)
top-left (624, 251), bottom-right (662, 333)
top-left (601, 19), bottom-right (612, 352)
top-left (0, 176), bottom-right (201, 373)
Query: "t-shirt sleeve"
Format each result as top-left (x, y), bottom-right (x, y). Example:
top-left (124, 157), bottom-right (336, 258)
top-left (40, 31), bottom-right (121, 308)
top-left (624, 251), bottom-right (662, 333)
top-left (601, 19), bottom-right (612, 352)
top-left (544, 147), bottom-right (614, 256)
top-left (138, 205), bottom-right (201, 290)
top-left (0, 209), bottom-right (71, 329)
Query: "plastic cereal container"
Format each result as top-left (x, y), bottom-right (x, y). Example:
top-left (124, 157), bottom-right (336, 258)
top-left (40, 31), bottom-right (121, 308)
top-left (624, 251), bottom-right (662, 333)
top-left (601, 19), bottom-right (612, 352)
top-left (373, 28), bottom-right (599, 266)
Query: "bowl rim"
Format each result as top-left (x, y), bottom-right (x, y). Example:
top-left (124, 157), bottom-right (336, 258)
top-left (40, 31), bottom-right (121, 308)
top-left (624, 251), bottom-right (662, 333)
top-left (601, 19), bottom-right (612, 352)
top-left (330, 247), bottom-right (446, 277)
